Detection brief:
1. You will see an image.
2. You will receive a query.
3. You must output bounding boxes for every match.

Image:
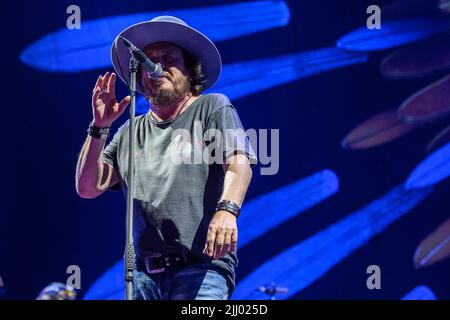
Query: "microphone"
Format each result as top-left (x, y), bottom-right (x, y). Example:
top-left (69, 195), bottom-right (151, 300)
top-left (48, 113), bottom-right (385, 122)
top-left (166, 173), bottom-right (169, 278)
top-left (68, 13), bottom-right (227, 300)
top-left (118, 36), bottom-right (164, 79)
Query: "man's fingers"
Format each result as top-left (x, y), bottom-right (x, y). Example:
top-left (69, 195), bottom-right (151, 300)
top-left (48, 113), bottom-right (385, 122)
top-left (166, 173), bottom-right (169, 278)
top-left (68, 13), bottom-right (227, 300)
top-left (93, 75), bottom-right (102, 93)
top-left (230, 231), bottom-right (238, 254)
top-left (93, 72), bottom-right (113, 106)
top-left (92, 87), bottom-right (101, 106)
top-left (214, 231), bottom-right (225, 259)
top-left (116, 96), bottom-right (131, 113)
top-left (206, 227), bottom-right (218, 257)
top-left (221, 231), bottom-right (232, 258)
top-left (99, 72), bottom-right (110, 90)
top-left (106, 73), bottom-right (116, 94)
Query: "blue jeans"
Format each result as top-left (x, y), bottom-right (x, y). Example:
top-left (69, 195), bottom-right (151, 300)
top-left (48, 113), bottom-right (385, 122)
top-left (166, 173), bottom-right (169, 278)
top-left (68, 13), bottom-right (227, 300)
top-left (133, 261), bottom-right (230, 300)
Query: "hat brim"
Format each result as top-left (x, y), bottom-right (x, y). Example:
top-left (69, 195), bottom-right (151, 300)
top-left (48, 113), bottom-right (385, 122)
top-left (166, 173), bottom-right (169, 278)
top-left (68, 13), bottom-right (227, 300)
top-left (111, 20), bottom-right (222, 94)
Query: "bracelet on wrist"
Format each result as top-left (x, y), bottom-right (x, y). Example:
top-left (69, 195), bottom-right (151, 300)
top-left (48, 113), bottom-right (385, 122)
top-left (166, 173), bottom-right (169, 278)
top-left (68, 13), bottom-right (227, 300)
top-left (216, 200), bottom-right (241, 219)
top-left (87, 122), bottom-right (110, 139)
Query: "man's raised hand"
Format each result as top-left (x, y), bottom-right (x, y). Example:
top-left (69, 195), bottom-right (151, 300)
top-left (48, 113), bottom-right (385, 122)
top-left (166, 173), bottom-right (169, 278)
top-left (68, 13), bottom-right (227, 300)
top-left (92, 72), bottom-right (130, 127)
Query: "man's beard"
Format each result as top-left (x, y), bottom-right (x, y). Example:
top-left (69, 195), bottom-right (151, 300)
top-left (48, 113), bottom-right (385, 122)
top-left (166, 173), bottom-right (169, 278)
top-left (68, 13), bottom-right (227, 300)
top-left (147, 76), bottom-right (191, 107)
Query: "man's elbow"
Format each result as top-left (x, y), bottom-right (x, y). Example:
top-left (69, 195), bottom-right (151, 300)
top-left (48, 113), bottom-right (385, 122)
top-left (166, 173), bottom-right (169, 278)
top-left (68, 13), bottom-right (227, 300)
top-left (77, 191), bottom-right (100, 199)
top-left (227, 155), bottom-right (253, 178)
top-left (238, 156), bottom-right (253, 180)
top-left (75, 183), bottom-right (102, 199)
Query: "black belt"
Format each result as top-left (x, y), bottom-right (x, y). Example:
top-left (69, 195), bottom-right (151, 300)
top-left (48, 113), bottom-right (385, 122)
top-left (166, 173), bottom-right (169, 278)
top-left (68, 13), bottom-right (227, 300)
top-left (137, 252), bottom-right (200, 274)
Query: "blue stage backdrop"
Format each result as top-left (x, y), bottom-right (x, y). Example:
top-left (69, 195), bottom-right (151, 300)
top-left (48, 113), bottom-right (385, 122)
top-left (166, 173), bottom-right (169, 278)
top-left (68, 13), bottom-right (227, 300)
top-left (2, 0), bottom-right (450, 300)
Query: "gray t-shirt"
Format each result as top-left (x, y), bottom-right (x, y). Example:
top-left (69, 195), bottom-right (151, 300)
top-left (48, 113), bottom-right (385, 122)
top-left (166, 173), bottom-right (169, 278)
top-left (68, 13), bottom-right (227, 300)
top-left (103, 93), bottom-right (257, 291)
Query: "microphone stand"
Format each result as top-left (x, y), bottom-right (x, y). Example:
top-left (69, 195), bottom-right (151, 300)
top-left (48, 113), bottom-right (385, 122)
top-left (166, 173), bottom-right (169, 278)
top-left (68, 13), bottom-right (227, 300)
top-left (124, 55), bottom-right (138, 300)
top-left (117, 35), bottom-right (163, 300)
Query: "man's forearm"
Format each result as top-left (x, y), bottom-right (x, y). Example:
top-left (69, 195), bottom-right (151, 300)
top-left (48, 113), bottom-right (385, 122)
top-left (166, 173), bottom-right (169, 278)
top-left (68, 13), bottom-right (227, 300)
top-left (220, 154), bottom-right (253, 207)
top-left (75, 135), bottom-right (108, 198)
top-left (204, 154), bottom-right (252, 258)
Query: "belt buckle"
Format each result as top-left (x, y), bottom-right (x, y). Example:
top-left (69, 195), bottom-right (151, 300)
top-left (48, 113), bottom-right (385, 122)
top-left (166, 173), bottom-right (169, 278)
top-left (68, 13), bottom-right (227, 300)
top-left (144, 253), bottom-right (165, 274)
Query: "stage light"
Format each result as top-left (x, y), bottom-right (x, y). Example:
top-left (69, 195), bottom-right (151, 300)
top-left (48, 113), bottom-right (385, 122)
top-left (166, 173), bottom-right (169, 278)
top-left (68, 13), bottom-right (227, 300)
top-left (341, 108), bottom-right (418, 150)
top-left (337, 16), bottom-right (450, 52)
top-left (380, 37), bottom-right (450, 79)
top-left (401, 286), bottom-right (437, 300)
top-left (406, 141), bottom-right (450, 189)
top-left (414, 217), bottom-right (450, 269)
top-left (232, 185), bottom-right (432, 300)
top-left (20, 1), bottom-right (290, 72)
top-left (398, 74), bottom-right (450, 125)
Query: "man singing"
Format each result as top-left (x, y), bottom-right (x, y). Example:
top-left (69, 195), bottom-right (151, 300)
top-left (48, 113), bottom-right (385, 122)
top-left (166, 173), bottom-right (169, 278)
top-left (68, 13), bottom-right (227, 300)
top-left (75, 16), bottom-right (256, 300)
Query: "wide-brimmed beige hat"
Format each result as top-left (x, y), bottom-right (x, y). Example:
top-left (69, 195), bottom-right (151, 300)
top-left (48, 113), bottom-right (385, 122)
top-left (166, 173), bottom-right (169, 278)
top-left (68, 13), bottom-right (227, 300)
top-left (111, 15), bottom-right (222, 94)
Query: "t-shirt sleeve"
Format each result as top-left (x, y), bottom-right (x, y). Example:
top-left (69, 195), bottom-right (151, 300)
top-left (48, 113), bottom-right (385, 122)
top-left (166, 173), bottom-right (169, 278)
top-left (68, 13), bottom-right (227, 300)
top-left (207, 102), bottom-right (257, 166)
top-left (102, 120), bottom-right (128, 191)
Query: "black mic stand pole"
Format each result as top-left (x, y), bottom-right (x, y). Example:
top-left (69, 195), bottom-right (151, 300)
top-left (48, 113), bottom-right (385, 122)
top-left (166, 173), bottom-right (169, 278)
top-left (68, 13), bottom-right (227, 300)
top-left (124, 55), bottom-right (138, 300)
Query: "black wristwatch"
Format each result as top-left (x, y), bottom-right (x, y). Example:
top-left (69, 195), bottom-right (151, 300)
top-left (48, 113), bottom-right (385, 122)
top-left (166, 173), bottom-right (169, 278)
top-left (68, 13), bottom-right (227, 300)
top-left (216, 200), bottom-right (241, 219)
top-left (87, 122), bottom-right (110, 139)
